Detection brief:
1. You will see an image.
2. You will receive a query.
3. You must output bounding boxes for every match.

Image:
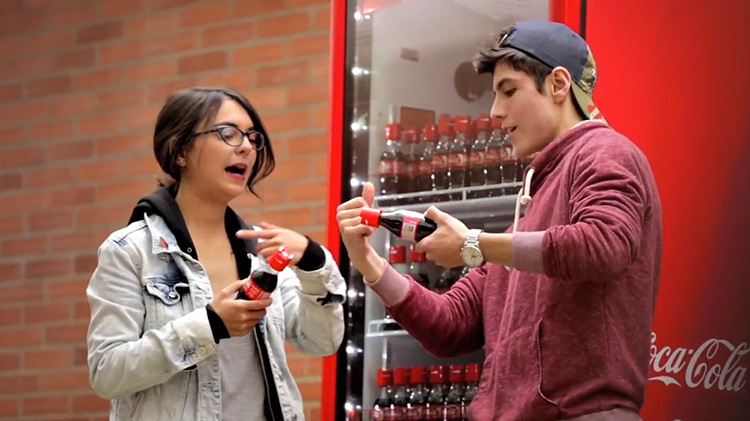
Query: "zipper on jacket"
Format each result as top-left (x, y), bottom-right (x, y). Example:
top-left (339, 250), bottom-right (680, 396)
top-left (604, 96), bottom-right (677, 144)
top-left (254, 322), bottom-right (284, 421)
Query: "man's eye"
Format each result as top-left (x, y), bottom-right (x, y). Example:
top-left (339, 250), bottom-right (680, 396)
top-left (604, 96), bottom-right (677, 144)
top-left (504, 88), bottom-right (516, 97)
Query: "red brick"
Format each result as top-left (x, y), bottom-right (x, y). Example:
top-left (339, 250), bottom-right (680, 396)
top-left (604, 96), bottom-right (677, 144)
top-left (49, 232), bottom-right (98, 252)
top-left (47, 94), bottom-right (96, 117)
top-left (77, 204), bottom-right (133, 227)
top-left (234, 0), bottom-right (286, 18)
top-left (260, 109), bottom-right (310, 134)
top-left (27, 120), bottom-right (74, 142)
top-left (0, 215), bottom-right (23, 235)
top-left (288, 179), bottom-right (327, 202)
top-left (24, 304), bottom-right (72, 324)
top-left (310, 153), bottom-right (327, 176)
top-left (0, 374), bottom-right (38, 393)
top-left (126, 12), bottom-right (178, 38)
top-left (0, 0), bottom-right (22, 16)
top-left (48, 3), bottom-right (96, 27)
top-left (24, 167), bottom-right (72, 189)
top-left (124, 104), bottom-right (162, 129)
top-left (0, 262), bottom-right (22, 282)
top-left (0, 126), bottom-right (23, 147)
top-left (26, 75), bottom-right (72, 97)
top-left (0, 328), bottom-right (43, 348)
top-left (256, 62), bottom-right (309, 87)
top-left (0, 82), bottom-right (22, 102)
top-left (178, 3), bottom-right (230, 27)
top-left (75, 159), bottom-right (125, 182)
top-left (287, 132), bottom-right (327, 156)
top-left (0, 191), bottom-right (46, 214)
top-left (46, 323), bottom-right (88, 345)
top-left (47, 279), bottom-right (89, 299)
top-left (265, 157), bottom-right (313, 183)
top-left (25, 257), bottom-right (72, 280)
top-left (40, 370), bottom-right (90, 391)
top-left (125, 60), bottom-right (176, 84)
top-left (148, 79), bottom-right (198, 103)
top-left (298, 378), bottom-right (323, 401)
top-left (73, 346), bottom-right (87, 366)
top-left (74, 254), bottom-right (99, 274)
top-left (0, 398), bottom-right (19, 418)
top-left (203, 21), bottom-right (254, 47)
top-left (0, 12), bottom-right (45, 37)
top-left (97, 87), bottom-right (146, 110)
top-left (97, 133), bottom-right (151, 156)
top-left (1, 56), bottom-right (47, 79)
top-left (24, 29), bottom-right (74, 54)
top-left (0, 37), bottom-right (25, 57)
top-left (232, 41), bottom-right (286, 67)
top-left (24, 348), bottom-right (73, 369)
top-left (21, 396), bottom-right (68, 414)
top-left (257, 13), bottom-right (310, 38)
top-left (289, 0), bottom-right (329, 7)
top-left (125, 154), bottom-right (159, 176)
top-left (310, 104), bottom-right (328, 127)
top-left (251, 206), bottom-right (313, 229)
top-left (72, 394), bottom-right (110, 412)
top-left (74, 301), bottom-right (90, 319)
top-left (0, 173), bottom-right (22, 191)
top-left (178, 51), bottom-right (228, 74)
top-left (0, 146), bottom-right (44, 169)
top-left (26, 0), bottom-right (75, 10)
top-left (0, 307), bottom-right (22, 326)
top-left (49, 187), bottom-right (96, 206)
top-left (195, 70), bottom-right (254, 91)
top-left (77, 21), bottom-right (123, 44)
top-left (0, 352), bottom-right (21, 371)
top-left (49, 48), bottom-right (95, 71)
top-left (77, 112), bottom-right (123, 136)
top-left (100, 0), bottom-right (147, 19)
top-left (48, 140), bottom-right (95, 162)
top-left (99, 33), bottom-right (199, 64)
top-left (1, 236), bottom-right (48, 257)
top-left (152, 0), bottom-right (200, 11)
top-left (246, 87), bottom-right (287, 110)
top-left (289, 33), bottom-right (329, 58)
top-left (72, 68), bottom-right (122, 90)
top-left (97, 180), bottom-right (153, 202)
top-left (0, 102), bottom-right (44, 125)
top-left (29, 210), bottom-right (74, 231)
top-left (289, 81), bottom-right (328, 105)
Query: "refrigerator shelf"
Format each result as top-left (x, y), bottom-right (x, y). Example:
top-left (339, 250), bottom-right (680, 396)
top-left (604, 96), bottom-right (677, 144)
top-left (374, 181), bottom-right (523, 206)
top-left (366, 318), bottom-right (408, 337)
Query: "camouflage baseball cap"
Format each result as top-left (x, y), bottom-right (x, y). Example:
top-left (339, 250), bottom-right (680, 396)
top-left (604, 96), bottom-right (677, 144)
top-left (500, 20), bottom-right (605, 123)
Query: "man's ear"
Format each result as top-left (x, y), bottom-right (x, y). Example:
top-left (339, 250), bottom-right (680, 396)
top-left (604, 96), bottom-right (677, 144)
top-left (549, 66), bottom-right (573, 104)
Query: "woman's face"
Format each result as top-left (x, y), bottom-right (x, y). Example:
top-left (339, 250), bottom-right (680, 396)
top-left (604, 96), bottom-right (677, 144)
top-left (179, 98), bottom-right (261, 203)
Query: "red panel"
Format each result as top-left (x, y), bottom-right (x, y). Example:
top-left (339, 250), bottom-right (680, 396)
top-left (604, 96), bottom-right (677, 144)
top-left (587, 1), bottom-right (750, 419)
top-left (322, 0), bottom-right (347, 419)
top-left (549, 0), bottom-right (581, 33)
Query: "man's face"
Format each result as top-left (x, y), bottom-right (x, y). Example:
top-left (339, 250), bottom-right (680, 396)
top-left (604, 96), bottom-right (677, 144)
top-left (489, 61), bottom-right (558, 158)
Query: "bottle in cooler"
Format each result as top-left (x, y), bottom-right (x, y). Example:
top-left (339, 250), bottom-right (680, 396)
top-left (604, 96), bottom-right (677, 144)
top-left (417, 123), bottom-right (437, 201)
top-left (443, 365), bottom-right (465, 420)
top-left (407, 366), bottom-right (429, 421)
top-left (431, 115), bottom-right (453, 202)
top-left (373, 369), bottom-right (395, 421)
top-left (378, 123), bottom-right (405, 206)
top-left (468, 114), bottom-right (490, 198)
top-left (448, 115), bottom-right (471, 200)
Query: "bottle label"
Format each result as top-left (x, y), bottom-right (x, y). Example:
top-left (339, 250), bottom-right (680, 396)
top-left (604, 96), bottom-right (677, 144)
top-left (372, 408), bottom-right (384, 421)
top-left (405, 161), bottom-right (417, 179)
top-left (379, 159), bottom-right (403, 175)
top-left (385, 407), bottom-right (405, 420)
top-left (501, 145), bottom-right (516, 162)
top-left (425, 405), bottom-right (442, 420)
top-left (407, 404), bottom-right (425, 420)
top-left (486, 147), bottom-right (501, 164)
top-left (432, 154), bottom-right (448, 170)
top-left (241, 279), bottom-right (271, 300)
top-left (400, 211), bottom-right (422, 243)
top-left (469, 150), bottom-right (486, 167)
top-left (444, 404), bottom-right (461, 419)
top-left (418, 160), bottom-right (432, 176)
top-left (448, 152), bottom-right (468, 168)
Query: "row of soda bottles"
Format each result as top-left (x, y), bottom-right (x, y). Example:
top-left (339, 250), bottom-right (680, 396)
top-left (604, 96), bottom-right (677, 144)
top-left (388, 243), bottom-right (467, 294)
top-left (369, 364), bottom-right (481, 421)
top-left (377, 113), bottom-right (534, 205)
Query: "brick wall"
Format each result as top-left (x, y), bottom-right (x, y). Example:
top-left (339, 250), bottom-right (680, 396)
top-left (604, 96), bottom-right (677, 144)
top-left (0, 0), bottom-right (332, 419)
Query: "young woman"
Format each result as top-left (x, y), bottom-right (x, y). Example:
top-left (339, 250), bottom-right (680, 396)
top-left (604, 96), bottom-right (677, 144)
top-left (86, 87), bottom-right (345, 421)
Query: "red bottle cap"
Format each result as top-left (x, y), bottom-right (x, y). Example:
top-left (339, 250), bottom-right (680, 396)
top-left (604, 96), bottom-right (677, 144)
top-left (449, 364), bottom-right (465, 383)
top-left (410, 366), bottom-right (427, 385)
top-left (491, 117), bottom-right (503, 129)
top-left (455, 115), bottom-right (472, 133)
top-left (476, 114), bottom-right (491, 131)
top-left (389, 245), bottom-right (407, 263)
top-left (377, 369), bottom-right (393, 387)
top-left (465, 363), bottom-right (481, 382)
top-left (403, 126), bottom-right (418, 143)
top-left (385, 123), bottom-right (402, 140)
top-left (267, 246), bottom-right (294, 271)
top-left (438, 114), bottom-right (455, 136)
top-left (422, 123), bottom-right (437, 142)
top-left (409, 245), bottom-right (426, 262)
top-left (394, 367), bottom-right (410, 385)
top-left (360, 208), bottom-right (382, 227)
top-left (429, 365), bottom-right (446, 384)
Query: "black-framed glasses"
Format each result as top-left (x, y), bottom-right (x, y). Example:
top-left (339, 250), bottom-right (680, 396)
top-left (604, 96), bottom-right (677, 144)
top-left (194, 125), bottom-right (265, 150)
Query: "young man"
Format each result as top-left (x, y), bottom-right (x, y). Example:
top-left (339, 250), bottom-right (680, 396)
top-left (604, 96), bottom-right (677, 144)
top-left (337, 20), bottom-right (662, 421)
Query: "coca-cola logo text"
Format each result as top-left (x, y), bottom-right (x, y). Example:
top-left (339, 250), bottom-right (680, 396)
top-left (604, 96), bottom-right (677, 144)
top-left (649, 332), bottom-right (748, 392)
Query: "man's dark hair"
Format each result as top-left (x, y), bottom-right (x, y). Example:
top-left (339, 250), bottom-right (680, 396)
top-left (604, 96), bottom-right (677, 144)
top-left (473, 25), bottom-right (552, 92)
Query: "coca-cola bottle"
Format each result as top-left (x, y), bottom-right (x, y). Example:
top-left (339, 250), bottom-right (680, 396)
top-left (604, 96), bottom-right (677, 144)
top-left (373, 369), bottom-right (394, 421)
top-left (433, 269), bottom-right (453, 294)
top-left (460, 363), bottom-right (480, 421)
top-left (431, 115), bottom-right (453, 202)
top-left (360, 208), bottom-right (436, 243)
top-left (384, 246), bottom-right (407, 331)
top-left (417, 123), bottom-right (437, 201)
top-left (407, 366), bottom-right (429, 421)
top-left (424, 365), bottom-right (447, 420)
top-left (443, 365), bottom-right (465, 420)
top-left (402, 126), bottom-right (420, 202)
top-left (485, 117), bottom-right (503, 197)
top-left (448, 115), bottom-right (471, 200)
top-left (390, 367), bottom-right (411, 420)
top-left (408, 245), bottom-right (430, 289)
top-left (468, 114), bottom-right (490, 198)
top-left (378, 123), bottom-right (404, 206)
top-left (237, 246), bottom-right (293, 300)
top-left (499, 126), bottom-right (517, 192)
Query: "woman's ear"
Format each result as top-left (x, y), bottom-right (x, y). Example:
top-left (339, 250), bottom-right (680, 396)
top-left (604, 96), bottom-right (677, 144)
top-left (550, 66), bottom-right (573, 104)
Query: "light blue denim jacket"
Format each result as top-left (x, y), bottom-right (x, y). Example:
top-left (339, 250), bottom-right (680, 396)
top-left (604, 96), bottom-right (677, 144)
top-left (86, 213), bottom-right (346, 420)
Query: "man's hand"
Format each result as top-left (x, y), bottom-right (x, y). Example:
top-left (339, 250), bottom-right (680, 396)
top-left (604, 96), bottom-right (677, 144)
top-left (235, 222), bottom-right (308, 266)
top-left (336, 182), bottom-right (386, 281)
top-left (415, 206), bottom-right (469, 268)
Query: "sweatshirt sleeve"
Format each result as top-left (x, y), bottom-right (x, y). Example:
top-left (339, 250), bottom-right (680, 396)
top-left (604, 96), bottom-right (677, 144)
top-left (515, 139), bottom-right (650, 281)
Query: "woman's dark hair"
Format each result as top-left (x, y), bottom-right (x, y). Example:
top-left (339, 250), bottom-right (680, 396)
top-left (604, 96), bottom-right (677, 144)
top-left (153, 86), bottom-right (275, 198)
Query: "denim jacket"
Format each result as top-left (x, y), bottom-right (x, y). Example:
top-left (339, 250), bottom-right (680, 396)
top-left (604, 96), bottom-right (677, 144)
top-left (86, 213), bottom-right (346, 420)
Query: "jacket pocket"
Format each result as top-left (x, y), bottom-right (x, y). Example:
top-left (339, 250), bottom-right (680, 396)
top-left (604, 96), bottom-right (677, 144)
top-left (476, 320), bottom-right (559, 420)
top-left (143, 275), bottom-right (190, 328)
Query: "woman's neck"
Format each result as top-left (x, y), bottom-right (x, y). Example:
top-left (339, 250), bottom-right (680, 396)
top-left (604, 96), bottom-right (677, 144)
top-left (174, 183), bottom-right (227, 237)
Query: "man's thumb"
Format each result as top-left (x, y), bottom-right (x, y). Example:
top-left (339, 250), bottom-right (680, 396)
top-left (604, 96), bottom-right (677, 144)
top-left (362, 182), bottom-right (375, 207)
top-left (423, 206), bottom-right (444, 222)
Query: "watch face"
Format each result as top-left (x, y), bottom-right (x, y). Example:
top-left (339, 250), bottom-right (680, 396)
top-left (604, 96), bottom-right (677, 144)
top-left (461, 246), bottom-right (483, 266)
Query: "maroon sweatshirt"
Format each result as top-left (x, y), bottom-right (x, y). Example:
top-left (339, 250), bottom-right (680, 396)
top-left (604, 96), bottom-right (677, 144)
top-left (368, 121), bottom-right (662, 420)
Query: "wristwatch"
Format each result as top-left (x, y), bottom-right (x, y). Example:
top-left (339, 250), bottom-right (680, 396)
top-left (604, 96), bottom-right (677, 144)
top-left (460, 229), bottom-right (484, 267)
